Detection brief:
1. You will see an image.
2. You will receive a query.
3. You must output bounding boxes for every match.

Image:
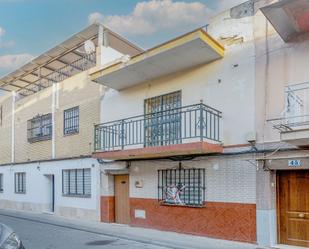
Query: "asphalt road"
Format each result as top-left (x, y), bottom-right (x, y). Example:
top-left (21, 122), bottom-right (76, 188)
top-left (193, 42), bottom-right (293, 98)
top-left (0, 213), bottom-right (170, 249)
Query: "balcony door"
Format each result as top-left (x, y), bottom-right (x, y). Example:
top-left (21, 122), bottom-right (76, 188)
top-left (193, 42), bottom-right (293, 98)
top-left (144, 91), bottom-right (181, 147)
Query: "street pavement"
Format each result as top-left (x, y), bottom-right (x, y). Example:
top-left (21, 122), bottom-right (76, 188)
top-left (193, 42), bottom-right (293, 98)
top-left (0, 212), bottom-right (170, 249)
top-left (0, 209), bottom-right (266, 249)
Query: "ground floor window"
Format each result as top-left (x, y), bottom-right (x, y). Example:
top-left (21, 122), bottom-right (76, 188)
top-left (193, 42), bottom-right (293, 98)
top-left (15, 172), bottom-right (26, 194)
top-left (158, 166), bottom-right (205, 207)
top-left (0, 174), bottom-right (3, 192)
top-left (62, 168), bottom-right (91, 197)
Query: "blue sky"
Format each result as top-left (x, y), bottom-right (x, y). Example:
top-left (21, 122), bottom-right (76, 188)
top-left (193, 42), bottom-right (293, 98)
top-left (0, 0), bottom-right (245, 77)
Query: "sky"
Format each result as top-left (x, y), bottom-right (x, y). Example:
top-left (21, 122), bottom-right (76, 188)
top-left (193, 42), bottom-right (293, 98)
top-left (0, 0), bottom-right (246, 78)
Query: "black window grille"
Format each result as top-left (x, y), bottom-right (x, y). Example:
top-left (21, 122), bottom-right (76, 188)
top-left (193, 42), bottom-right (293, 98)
top-left (15, 172), bottom-right (26, 194)
top-left (0, 174), bottom-right (3, 192)
top-left (62, 168), bottom-right (91, 197)
top-left (64, 106), bottom-right (79, 135)
top-left (144, 91), bottom-right (182, 147)
top-left (27, 113), bottom-right (52, 143)
top-left (158, 166), bottom-right (205, 207)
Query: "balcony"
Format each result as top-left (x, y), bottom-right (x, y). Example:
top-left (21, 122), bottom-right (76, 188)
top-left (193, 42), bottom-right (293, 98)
top-left (268, 82), bottom-right (309, 147)
top-left (261, 0), bottom-right (309, 42)
top-left (90, 28), bottom-right (224, 90)
top-left (93, 103), bottom-right (223, 160)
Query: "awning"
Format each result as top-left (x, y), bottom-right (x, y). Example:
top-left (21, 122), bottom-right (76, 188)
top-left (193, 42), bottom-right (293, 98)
top-left (90, 28), bottom-right (224, 90)
top-left (0, 23), bottom-right (143, 97)
top-left (261, 0), bottom-right (309, 42)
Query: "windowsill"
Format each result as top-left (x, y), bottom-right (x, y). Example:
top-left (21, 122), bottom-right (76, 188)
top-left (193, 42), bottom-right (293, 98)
top-left (15, 192), bottom-right (26, 194)
top-left (28, 137), bottom-right (52, 144)
top-left (62, 194), bottom-right (91, 198)
top-left (63, 132), bottom-right (79, 137)
top-left (159, 202), bottom-right (206, 208)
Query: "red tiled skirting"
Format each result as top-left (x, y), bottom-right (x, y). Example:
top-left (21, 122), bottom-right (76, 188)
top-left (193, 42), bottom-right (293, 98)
top-left (129, 198), bottom-right (256, 243)
top-left (100, 196), bottom-right (115, 223)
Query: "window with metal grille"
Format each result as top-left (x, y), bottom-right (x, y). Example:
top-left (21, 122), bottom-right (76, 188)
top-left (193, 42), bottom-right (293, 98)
top-left (15, 172), bottom-right (26, 194)
top-left (158, 166), bottom-right (205, 207)
top-left (0, 174), bottom-right (3, 192)
top-left (144, 91), bottom-right (182, 146)
top-left (62, 168), bottom-right (91, 197)
top-left (27, 114), bottom-right (52, 143)
top-left (64, 106), bottom-right (79, 135)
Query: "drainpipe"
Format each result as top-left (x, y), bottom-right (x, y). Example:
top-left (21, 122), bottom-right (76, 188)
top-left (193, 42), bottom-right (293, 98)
top-left (52, 83), bottom-right (56, 159)
top-left (11, 91), bottom-right (16, 163)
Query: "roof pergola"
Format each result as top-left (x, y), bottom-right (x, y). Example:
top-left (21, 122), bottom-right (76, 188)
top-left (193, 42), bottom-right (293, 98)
top-left (0, 23), bottom-right (143, 97)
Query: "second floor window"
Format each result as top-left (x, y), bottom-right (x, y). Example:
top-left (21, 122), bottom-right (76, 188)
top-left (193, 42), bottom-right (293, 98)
top-left (144, 91), bottom-right (182, 146)
top-left (0, 174), bottom-right (3, 192)
top-left (64, 106), bottom-right (79, 135)
top-left (27, 114), bottom-right (52, 143)
top-left (15, 172), bottom-right (26, 194)
top-left (62, 168), bottom-right (91, 197)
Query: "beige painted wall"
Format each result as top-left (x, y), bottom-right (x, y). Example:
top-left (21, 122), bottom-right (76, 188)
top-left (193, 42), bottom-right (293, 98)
top-left (0, 70), bottom-right (103, 164)
top-left (0, 94), bottom-right (13, 164)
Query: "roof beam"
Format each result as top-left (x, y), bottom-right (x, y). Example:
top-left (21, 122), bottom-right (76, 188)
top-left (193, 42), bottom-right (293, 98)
top-left (1, 34), bottom-right (98, 88)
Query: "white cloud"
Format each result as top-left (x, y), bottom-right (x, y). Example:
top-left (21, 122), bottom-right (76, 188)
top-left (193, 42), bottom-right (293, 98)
top-left (0, 53), bottom-right (34, 70)
top-left (88, 12), bottom-right (104, 25)
top-left (0, 26), bottom-right (15, 48)
top-left (0, 27), bottom-right (5, 37)
top-left (88, 0), bottom-right (211, 35)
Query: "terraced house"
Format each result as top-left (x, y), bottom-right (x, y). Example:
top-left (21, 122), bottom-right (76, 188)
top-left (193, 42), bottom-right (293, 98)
top-left (0, 0), bottom-right (309, 248)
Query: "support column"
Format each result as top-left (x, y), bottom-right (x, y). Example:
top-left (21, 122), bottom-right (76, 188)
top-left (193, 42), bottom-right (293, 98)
top-left (256, 162), bottom-right (277, 246)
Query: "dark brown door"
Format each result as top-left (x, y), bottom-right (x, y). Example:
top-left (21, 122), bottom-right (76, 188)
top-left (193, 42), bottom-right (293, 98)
top-left (114, 175), bottom-right (130, 224)
top-left (277, 170), bottom-right (309, 247)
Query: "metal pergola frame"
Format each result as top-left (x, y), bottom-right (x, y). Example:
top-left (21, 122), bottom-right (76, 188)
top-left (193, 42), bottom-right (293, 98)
top-left (0, 23), bottom-right (143, 98)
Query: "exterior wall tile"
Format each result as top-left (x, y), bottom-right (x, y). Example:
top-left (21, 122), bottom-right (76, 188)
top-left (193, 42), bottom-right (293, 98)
top-left (130, 198), bottom-right (256, 243)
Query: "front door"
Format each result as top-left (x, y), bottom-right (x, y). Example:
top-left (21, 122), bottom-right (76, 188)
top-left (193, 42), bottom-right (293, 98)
top-left (277, 170), bottom-right (309, 247)
top-left (45, 174), bottom-right (55, 213)
top-left (114, 175), bottom-right (130, 224)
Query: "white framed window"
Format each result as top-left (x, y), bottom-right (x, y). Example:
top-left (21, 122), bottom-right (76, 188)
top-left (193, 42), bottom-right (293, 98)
top-left (0, 174), bottom-right (3, 192)
top-left (62, 168), bottom-right (91, 197)
top-left (15, 172), bottom-right (26, 194)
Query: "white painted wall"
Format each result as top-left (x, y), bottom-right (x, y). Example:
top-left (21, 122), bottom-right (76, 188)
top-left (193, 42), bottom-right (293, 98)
top-left (128, 156), bottom-right (256, 204)
top-left (0, 158), bottom-right (101, 221)
top-left (254, 6), bottom-right (309, 144)
top-left (99, 10), bottom-right (256, 146)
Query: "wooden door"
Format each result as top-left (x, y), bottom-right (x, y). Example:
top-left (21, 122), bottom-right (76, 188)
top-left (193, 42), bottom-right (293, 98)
top-left (114, 175), bottom-right (130, 224)
top-left (277, 170), bottom-right (309, 247)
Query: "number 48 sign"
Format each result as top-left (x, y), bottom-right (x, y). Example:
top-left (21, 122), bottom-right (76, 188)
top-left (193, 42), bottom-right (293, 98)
top-left (288, 159), bottom-right (301, 167)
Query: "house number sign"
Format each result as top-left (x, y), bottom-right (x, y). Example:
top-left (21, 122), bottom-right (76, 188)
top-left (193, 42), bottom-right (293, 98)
top-left (288, 159), bottom-right (301, 167)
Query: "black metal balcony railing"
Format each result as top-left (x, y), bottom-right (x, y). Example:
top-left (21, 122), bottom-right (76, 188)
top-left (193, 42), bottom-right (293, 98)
top-left (94, 103), bottom-right (222, 152)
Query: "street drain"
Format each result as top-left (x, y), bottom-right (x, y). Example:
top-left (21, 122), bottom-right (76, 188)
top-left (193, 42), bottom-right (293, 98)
top-left (85, 240), bottom-right (116, 246)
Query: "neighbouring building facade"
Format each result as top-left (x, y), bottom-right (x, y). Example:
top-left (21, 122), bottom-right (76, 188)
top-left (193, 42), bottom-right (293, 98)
top-left (0, 0), bottom-right (309, 248)
top-left (0, 24), bottom-right (143, 221)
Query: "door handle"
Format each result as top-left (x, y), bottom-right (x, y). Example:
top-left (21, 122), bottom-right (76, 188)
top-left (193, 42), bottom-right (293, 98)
top-left (298, 213), bottom-right (305, 218)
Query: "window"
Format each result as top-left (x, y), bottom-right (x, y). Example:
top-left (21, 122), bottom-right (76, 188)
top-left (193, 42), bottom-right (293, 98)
top-left (64, 106), bottom-right (79, 135)
top-left (0, 174), bottom-right (3, 192)
top-left (62, 168), bottom-right (91, 197)
top-left (158, 166), bottom-right (205, 207)
top-left (27, 114), bottom-right (52, 143)
top-left (15, 173), bottom-right (26, 194)
top-left (144, 91), bottom-right (182, 146)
